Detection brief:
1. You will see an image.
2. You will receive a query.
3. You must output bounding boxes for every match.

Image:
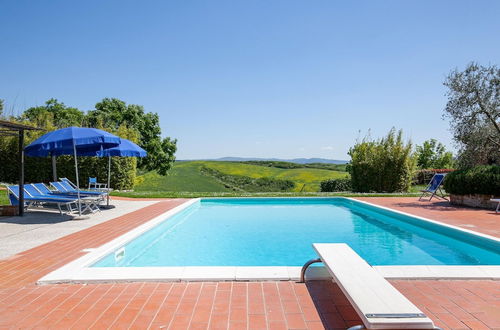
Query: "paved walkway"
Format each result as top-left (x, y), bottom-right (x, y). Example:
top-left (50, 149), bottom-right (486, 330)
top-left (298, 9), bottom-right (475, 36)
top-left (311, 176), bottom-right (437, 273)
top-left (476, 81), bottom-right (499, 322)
top-left (0, 198), bottom-right (498, 329)
top-left (0, 198), bottom-right (157, 259)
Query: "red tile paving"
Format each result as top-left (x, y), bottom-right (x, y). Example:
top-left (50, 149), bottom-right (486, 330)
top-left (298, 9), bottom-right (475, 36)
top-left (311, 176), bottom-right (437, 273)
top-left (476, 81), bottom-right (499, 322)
top-left (355, 197), bottom-right (499, 237)
top-left (0, 197), bottom-right (498, 329)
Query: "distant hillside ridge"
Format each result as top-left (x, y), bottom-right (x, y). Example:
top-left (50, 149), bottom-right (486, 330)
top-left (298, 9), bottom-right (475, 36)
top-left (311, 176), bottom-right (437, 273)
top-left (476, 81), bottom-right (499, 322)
top-left (179, 157), bottom-right (348, 164)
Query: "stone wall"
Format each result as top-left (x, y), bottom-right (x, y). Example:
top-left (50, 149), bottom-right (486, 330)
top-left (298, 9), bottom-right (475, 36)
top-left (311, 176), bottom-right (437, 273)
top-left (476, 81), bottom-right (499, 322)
top-left (450, 194), bottom-right (498, 210)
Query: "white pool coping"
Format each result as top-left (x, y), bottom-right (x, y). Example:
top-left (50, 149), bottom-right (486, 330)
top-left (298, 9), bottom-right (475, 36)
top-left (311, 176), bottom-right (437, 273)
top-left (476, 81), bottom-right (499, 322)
top-left (38, 197), bottom-right (500, 284)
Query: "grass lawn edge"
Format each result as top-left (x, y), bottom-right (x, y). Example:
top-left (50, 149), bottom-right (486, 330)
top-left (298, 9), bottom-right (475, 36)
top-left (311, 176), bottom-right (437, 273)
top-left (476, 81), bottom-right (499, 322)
top-left (111, 191), bottom-right (423, 198)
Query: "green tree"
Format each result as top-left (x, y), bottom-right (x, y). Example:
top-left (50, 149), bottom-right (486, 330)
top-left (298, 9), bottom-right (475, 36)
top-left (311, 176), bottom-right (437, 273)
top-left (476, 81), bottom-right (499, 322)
top-left (415, 139), bottom-right (454, 169)
top-left (0, 99), bottom-right (4, 118)
top-left (443, 62), bottom-right (499, 167)
top-left (0, 97), bottom-right (177, 186)
top-left (22, 99), bottom-right (84, 128)
top-left (348, 128), bottom-right (415, 192)
top-left (86, 98), bottom-right (177, 175)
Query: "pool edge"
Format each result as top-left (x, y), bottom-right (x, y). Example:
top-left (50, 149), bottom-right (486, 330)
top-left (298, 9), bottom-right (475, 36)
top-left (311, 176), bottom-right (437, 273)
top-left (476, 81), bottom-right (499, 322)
top-left (38, 197), bottom-right (500, 284)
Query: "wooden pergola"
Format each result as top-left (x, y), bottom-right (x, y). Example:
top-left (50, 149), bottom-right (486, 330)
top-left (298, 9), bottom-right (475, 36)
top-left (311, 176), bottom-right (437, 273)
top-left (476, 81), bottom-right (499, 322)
top-left (0, 120), bottom-right (44, 216)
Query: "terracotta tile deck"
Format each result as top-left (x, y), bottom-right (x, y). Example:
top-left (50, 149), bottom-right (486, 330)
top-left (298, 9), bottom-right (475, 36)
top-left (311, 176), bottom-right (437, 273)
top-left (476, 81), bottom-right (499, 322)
top-left (0, 198), bottom-right (498, 329)
top-left (354, 197), bottom-right (499, 237)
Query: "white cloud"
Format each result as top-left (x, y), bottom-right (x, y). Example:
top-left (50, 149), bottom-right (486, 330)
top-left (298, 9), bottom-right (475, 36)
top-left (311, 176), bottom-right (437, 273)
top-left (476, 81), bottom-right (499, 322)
top-left (321, 146), bottom-right (334, 151)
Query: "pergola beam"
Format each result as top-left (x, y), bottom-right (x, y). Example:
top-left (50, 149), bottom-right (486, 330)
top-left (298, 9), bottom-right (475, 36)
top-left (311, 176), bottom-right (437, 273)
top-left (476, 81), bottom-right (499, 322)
top-left (18, 130), bottom-right (24, 215)
top-left (0, 120), bottom-right (43, 216)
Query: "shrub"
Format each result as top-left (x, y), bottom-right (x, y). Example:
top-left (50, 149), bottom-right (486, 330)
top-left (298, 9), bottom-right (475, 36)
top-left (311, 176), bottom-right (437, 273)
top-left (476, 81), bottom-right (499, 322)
top-left (320, 178), bottom-right (351, 192)
top-left (348, 128), bottom-right (415, 192)
top-left (443, 165), bottom-right (500, 195)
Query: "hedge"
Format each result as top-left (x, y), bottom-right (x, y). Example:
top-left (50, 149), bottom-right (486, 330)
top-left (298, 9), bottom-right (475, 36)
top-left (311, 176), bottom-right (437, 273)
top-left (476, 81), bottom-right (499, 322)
top-left (320, 178), bottom-right (352, 192)
top-left (443, 165), bottom-right (500, 195)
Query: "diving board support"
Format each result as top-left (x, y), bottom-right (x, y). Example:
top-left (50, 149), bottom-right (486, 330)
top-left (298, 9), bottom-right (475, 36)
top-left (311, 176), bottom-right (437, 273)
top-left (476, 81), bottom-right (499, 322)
top-left (299, 258), bottom-right (322, 283)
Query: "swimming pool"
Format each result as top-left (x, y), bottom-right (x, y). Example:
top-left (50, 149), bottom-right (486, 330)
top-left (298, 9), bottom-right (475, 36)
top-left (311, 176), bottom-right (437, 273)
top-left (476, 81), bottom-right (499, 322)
top-left (92, 198), bottom-right (500, 268)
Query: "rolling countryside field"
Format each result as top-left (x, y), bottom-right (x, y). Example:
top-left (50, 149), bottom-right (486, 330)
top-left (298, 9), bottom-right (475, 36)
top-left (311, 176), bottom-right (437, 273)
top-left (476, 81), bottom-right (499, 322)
top-left (134, 162), bottom-right (232, 192)
top-left (134, 161), bottom-right (349, 193)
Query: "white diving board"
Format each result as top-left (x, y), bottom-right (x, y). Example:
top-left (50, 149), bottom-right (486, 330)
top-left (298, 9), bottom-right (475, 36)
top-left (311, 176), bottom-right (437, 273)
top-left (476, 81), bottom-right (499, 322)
top-left (311, 243), bottom-right (437, 329)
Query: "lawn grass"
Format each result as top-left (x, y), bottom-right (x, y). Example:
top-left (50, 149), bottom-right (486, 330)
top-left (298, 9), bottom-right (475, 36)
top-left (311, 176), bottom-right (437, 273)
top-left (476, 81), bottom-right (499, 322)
top-left (409, 184), bottom-right (426, 193)
top-left (0, 185), bottom-right (9, 205)
top-left (112, 191), bottom-right (423, 198)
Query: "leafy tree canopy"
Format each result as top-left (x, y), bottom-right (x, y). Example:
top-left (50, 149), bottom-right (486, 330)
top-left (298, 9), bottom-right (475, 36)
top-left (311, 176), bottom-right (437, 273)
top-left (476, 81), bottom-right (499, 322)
top-left (23, 98), bottom-right (84, 129)
top-left (12, 97), bottom-right (176, 176)
top-left (87, 98), bottom-right (177, 175)
top-left (443, 62), bottom-right (499, 167)
top-left (415, 139), bottom-right (454, 169)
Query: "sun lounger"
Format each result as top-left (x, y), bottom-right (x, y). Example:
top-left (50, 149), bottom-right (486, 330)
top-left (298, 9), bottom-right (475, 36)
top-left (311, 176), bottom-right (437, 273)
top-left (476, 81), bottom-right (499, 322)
top-left (302, 244), bottom-right (436, 329)
top-left (50, 182), bottom-right (103, 213)
top-left (32, 182), bottom-right (61, 195)
top-left (419, 173), bottom-right (448, 201)
top-left (62, 177), bottom-right (113, 193)
top-left (491, 199), bottom-right (500, 213)
top-left (28, 184), bottom-right (100, 214)
top-left (7, 185), bottom-right (78, 215)
top-left (59, 177), bottom-right (77, 189)
top-left (51, 181), bottom-right (106, 200)
top-left (34, 182), bottom-right (100, 200)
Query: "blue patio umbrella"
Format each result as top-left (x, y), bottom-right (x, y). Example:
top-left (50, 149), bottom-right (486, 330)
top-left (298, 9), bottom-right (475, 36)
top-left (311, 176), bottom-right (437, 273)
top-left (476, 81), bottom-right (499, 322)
top-left (25, 127), bottom-right (121, 216)
top-left (95, 139), bottom-right (147, 158)
top-left (25, 127), bottom-right (121, 156)
top-left (83, 139), bottom-right (147, 207)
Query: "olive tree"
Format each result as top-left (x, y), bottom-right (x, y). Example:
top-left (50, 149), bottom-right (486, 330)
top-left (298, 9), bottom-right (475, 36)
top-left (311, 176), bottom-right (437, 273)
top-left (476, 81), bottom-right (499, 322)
top-left (443, 62), bottom-right (499, 167)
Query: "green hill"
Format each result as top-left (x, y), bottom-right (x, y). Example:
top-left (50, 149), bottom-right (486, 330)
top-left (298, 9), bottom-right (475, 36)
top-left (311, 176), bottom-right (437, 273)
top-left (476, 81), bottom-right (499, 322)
top-left (134, 161), bottom-right (349, 192)
top-left (134, 161), bottom-right (231, 192)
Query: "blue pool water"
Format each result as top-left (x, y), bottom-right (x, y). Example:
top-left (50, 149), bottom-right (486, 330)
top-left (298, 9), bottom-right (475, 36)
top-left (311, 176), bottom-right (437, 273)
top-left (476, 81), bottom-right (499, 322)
top-left (93, 198), bottom-right (500, 267)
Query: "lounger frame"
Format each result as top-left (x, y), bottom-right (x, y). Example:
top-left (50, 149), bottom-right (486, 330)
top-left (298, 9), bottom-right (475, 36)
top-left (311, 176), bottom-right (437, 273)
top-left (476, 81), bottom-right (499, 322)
top-left (34, 183), bottom-right (101, 214)
top-left (419, 173), bottom-right (448, 201)
top-left (7, 185), bottom-right (78, 215)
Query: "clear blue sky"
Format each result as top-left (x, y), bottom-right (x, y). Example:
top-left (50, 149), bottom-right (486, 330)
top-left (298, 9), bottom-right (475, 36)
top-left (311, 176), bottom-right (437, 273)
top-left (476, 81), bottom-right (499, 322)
top-left (1, 1), bottom-right (499, 160)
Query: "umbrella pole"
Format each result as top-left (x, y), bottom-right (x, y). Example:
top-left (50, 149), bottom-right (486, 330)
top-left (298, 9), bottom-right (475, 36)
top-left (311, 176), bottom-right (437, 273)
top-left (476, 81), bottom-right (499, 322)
top-left (73, 144), bottom-right (82, 216)
top-left (107, 155), bottom-right (111, 206)
top-left (51, 154), bottom-right (57, 182)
